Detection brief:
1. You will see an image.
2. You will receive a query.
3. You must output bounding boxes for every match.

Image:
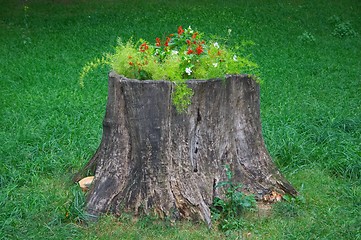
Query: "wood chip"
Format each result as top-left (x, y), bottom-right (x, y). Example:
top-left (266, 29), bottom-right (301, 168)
top-left (78, 176), bottom-right (94, 191)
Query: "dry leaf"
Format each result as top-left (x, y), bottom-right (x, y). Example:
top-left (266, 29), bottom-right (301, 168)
top-left (78, 176), bottom-right (94, 191)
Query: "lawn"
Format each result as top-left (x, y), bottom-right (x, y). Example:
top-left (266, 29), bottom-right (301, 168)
top-left (0, 0), bottom-right (360, 239)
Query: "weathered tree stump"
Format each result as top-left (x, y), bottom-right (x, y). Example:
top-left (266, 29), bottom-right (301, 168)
top-left (75, 71), bottom-right (297, 226)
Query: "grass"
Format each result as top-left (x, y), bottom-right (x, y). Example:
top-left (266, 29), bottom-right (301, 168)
top-left (1, 0), bottom-right (360, 239)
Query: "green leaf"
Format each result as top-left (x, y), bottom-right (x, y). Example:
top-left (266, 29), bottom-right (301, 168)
top-left (215, 181), bottom-right (230, 188)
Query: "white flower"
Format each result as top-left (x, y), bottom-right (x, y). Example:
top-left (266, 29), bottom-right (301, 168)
top-left (213, 42), bottom-right (220, 49)
top-left (188, 26), bottom-right (194, 34)
top-left (212, 63), bottom-right (218, 67)
top-left (185, 67), bottom-right (192, 75)
top-left (171, 50), bottom-right (179, 55)
top-left (233, 55), bottom-right (238, 61)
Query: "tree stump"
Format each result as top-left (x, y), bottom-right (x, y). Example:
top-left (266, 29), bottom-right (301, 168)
top-left (75, 71), bottom-right (297, 226)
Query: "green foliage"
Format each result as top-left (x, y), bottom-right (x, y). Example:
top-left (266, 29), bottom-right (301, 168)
top-left (211, 165), bottom-right (256, 232)
top-left (171, 82), bottom-right (194, 113)
top-left (79, 56), bottom-right (109, 88)
top-left (63, 185), bottom-right (94, 224)
top-left (108, 27), bottom-right (259, 80)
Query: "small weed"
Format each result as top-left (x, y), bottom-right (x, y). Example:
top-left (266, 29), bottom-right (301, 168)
top-left (211, 165), bottom-right (256, 232)
top-left (298, 31), bottom-right (316, 43)
top-left (328, 16), bottom-right (358, 38)
top-left (332, 21), bottom-right (358, 38)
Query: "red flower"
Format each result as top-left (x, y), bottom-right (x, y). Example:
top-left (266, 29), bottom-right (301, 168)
top-left (155, 37), bottom-right (161, 47)
top-left (187, 48), bottom-right (194, 54)
top-left (186, 39), bottom-right (191, 45)
top-left (196, 45), bottom-right (203, 55)
top-left (165, 37), bottom-right (171, 47)
top-left (129, 61), bottom-right (133, 65)
top-left (192, 32), bottom-right (198, 39)
top-left (178, 26), bottom-right (184, 35)
top-left (139, 42), bottom-right (149, 52)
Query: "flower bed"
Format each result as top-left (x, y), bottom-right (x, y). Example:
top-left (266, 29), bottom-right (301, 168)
top-left (80, 26), bottom-right (260, 112)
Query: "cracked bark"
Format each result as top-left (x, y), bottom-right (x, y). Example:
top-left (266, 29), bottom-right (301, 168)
top-left (76, 71), bottom-right (297, 226)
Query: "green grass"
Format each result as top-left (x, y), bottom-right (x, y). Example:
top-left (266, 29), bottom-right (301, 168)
top-left (1, 0), bottom-right (360, 239)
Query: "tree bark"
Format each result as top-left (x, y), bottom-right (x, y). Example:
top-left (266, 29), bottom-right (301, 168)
top-left (76, 71), bottom-right (297, 226)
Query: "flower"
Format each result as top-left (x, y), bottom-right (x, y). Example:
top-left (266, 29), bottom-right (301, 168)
top-left (187, 26), bottom-right (194, 34)
top-left (185, 67), bottom-right (192, 75)
top-left (213, 42), bottom-right (220, 48)
top-left (213, 63), bottom-right (218, 67)
top-left (156, 37), bottom-right (161, 47)
top-left (233, 55), bottom-right (238, 61)
top-left (187, 48), bottom-right (194, 55)
top-left (171, 50), bottom-right (179, 55)
top-left (178, 26), bottom-right (184, 35)
top-left (139, 42), bottom-right (149, 52)
top-left (196, 45), bottom-right (203, 55)
top-left (165, 37), bottom-right (171, 47)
